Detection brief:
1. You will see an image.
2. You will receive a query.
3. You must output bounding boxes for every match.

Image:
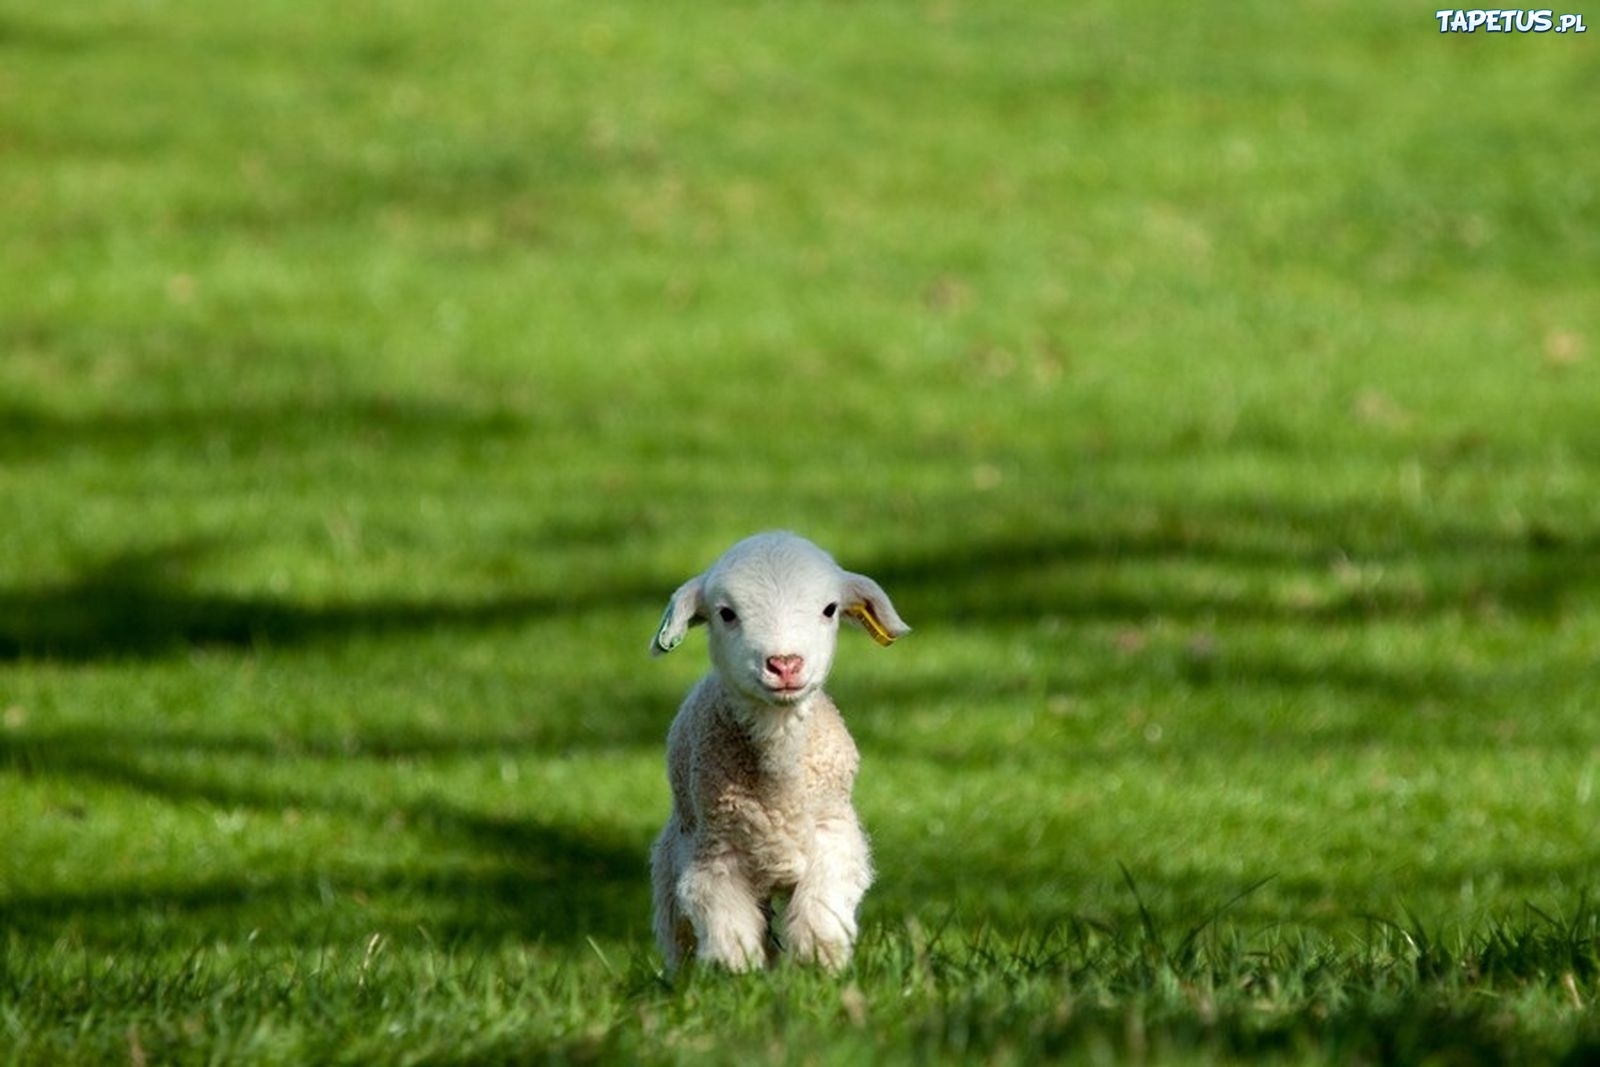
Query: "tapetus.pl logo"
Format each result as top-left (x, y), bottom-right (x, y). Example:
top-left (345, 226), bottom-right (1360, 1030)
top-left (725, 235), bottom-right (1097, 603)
top-left (1435, 9), bottom-right (1588, 31)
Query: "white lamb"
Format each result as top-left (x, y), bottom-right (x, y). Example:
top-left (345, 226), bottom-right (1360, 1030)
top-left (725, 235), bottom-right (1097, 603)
top-left (648, 531), bottom-right (910, 972)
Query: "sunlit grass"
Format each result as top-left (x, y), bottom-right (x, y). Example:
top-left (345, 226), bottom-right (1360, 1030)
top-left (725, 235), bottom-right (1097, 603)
top-left (1, 0), bottom-right (1597, 1061)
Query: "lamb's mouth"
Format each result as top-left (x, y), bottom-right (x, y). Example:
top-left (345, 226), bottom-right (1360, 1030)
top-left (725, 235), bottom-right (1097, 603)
top-left (760, 683), bottom-right (809, 703)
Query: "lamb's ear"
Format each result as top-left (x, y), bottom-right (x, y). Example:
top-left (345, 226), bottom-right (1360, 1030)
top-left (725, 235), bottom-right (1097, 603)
top-left (650, 575), bottom-right (706, 657)
top-left (840, 572), bottom-right (911, 647)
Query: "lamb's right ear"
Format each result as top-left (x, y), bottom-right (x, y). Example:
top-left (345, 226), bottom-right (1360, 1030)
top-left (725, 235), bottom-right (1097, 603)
top-left (650, 575), bottom-right (706, 657)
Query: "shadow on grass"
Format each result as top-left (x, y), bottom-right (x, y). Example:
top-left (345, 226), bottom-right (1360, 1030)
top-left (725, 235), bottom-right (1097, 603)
top-left (0, 540), bottom-right (664, 662)
top-left (4, 456), bottom-right (1596, 951)
top-left (0, 728), bottom-right (650, 948)
top-left (0, 396), bottom-right (659, 662)
top-left (866, 514), bottom-right (1600, 627)
top-left (0, 838), bottom-right (646, 952)
top-left (865, 843), bottom-right (1600, 945)
top-left (6, 495), bottom-right (1597, 663)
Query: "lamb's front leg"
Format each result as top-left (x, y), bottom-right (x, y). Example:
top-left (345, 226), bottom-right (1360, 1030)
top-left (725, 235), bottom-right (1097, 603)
top-left (677, 847), bottom-right (769, 971)
top-left (783, 812), bottom-right (872, 970)
top-left (651, 815), bottom-right (697, 970)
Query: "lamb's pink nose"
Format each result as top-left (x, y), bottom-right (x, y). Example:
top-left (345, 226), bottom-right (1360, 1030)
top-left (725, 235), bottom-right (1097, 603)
top-left (766, 654), bottom-right (805, 686)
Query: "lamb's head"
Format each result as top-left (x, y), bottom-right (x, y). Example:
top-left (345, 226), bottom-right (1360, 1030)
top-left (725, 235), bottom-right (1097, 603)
top-left (650, 531), bottom-right (910, 706)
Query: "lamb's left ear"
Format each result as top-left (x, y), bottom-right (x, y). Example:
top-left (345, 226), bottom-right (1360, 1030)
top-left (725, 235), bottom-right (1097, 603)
top-left (840, 572), bottom-right (911, 647)
top-left (650, 575), bottom-right (706, 657)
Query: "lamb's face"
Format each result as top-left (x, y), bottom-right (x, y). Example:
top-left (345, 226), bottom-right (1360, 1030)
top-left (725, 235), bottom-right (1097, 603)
top-left (650, 531), bottom-right (911, 706)
top-left (702, 541), bottom-right (846, 706)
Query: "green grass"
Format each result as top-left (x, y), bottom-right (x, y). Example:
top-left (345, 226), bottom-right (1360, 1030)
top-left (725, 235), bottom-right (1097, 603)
top-left (2, 0), bottom-right (1597, 1062)
top-left (5, 906), bottom-right (1598, 1064)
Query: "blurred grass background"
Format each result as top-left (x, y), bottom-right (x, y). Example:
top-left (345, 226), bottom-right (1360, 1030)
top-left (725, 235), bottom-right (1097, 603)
top-left (1, 0), bottom-right (1597, 1060)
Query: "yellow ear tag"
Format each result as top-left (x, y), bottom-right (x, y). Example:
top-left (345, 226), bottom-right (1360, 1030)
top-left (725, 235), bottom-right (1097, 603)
top-left (846, 604), bottom-right (897, 647)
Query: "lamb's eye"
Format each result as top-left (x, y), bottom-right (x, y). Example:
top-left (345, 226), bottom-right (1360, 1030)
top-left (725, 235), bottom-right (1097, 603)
top-left (823, 603), bottom-right (838, 619)
top-left (718, 607), bottom-right (738, 624)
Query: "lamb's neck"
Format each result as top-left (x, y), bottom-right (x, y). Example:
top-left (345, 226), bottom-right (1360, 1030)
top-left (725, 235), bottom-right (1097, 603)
top-left (728, 691), bottom-right (822, 777)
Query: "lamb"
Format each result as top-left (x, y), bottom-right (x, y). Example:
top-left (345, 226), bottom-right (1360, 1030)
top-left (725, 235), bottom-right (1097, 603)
top-left (647, 531), bottom-right (910, 972)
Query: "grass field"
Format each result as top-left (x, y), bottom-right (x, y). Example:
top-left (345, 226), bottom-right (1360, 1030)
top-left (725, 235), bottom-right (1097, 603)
top-left (2, 0), bottom-right (1598, 1062)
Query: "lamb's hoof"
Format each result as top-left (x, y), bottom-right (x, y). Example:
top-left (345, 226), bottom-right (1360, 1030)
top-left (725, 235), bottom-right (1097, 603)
top-left (785, 931), bottom-right (852, 972)
top-left (697, 935), bottom-right (768, 973)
